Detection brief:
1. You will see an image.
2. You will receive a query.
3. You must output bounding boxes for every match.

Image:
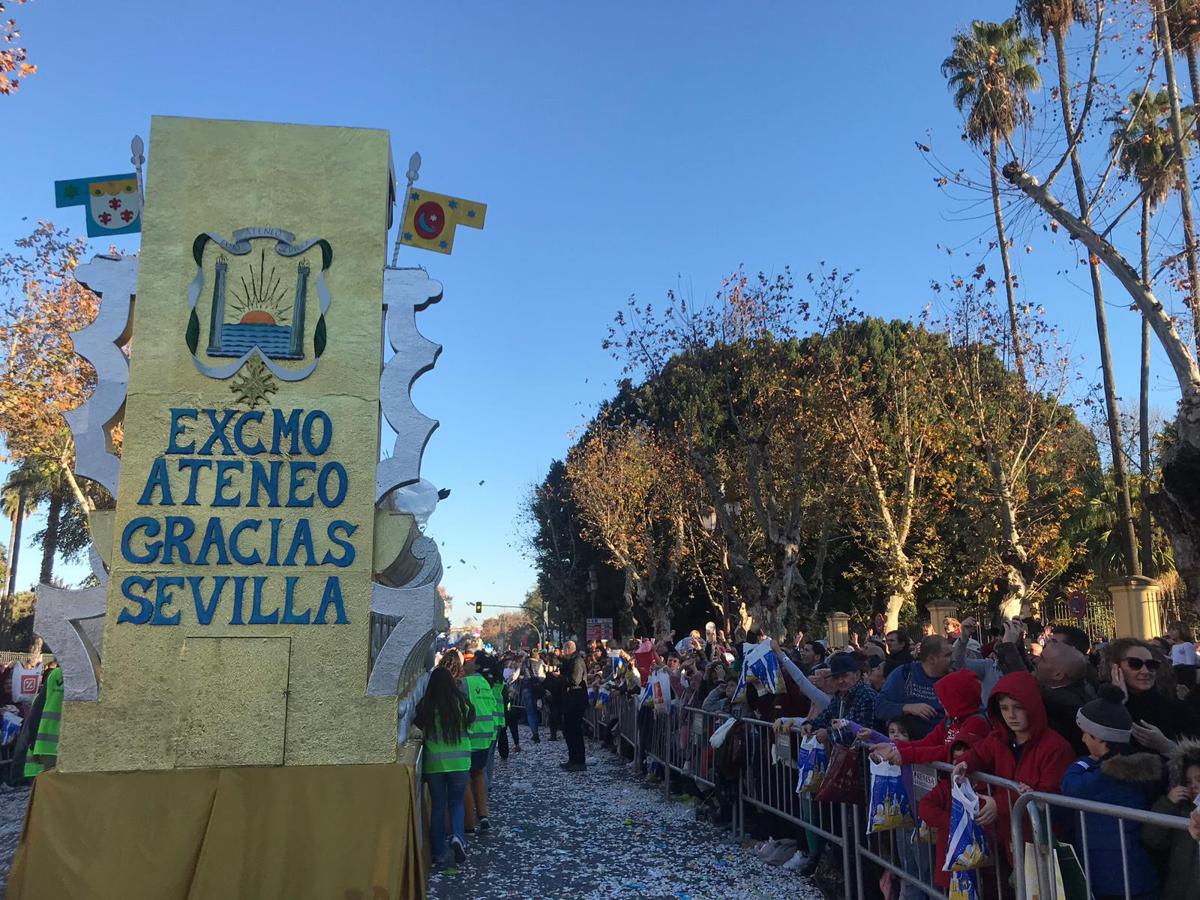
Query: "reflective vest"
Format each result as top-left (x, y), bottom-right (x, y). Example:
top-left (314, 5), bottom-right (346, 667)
top-left (24, 667), bottom-right (62, 778)
top-left (423, 713), bottom-right (472, 775)
top-left (491, 682), bottom-right (505, 735)
top-left (465, 674), bottom-right (495, 750)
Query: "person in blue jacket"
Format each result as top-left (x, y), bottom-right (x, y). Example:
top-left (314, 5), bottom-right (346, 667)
top-left (873, 635), bottom-right (953, 739)
top-left (1060, 685), bottom-right (1162, 900)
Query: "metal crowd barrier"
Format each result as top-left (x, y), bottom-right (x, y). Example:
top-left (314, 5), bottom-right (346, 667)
top-left (1012, 787), bottom-right (1200, 900)
top-left (582, 700), bottom-right (1200, 900)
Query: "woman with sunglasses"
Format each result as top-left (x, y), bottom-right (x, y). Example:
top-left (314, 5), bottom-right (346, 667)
top-left (1105, 638), bottom-right (1200, 756)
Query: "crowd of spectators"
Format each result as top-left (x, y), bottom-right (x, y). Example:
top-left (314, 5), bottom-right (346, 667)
top-left (519, 615), bottom-right (1200, 896)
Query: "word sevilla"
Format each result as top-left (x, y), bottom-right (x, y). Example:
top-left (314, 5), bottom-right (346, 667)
top-left (116, 407), bottom-right (358, 627)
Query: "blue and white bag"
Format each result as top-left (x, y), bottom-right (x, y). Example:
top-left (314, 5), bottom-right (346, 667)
top-left (866, 757), bottom-right (915, 834)
top-left (795, 733), bottom-right (827, 795)
top-left (943, 777), bottom-right (991, 872)
top-left (732, 641), bottom-right (783, 703)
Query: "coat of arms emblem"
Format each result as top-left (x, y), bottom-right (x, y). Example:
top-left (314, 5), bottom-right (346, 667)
top-left (185, 228), bottom-right (333, 400)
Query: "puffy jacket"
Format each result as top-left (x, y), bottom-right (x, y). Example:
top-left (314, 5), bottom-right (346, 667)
top-left (1060, 751), bottom-right (1162, 897)
top-left (1142, 738), bottom-right (1200, 900)
top-left (897, 669), bottom-right (989, 766)
top-left (958, 672), bottom-right (1076, 860)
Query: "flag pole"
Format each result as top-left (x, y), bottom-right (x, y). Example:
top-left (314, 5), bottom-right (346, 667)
top-left (131, 135), bottom-right (146, 202)
top-left (389, 151), bottom-right (422, 266)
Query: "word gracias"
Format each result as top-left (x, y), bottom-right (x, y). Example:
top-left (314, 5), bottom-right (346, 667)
top-left (117, 408), bottom-right (361, 627)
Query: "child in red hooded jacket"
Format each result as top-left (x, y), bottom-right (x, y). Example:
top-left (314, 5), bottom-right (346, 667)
top-left (870, 668), bottom-right (988, 767)
top-left (952, 671), bottom-right (1076, 865)
top-left (917, 727), bottom-right (990, 892)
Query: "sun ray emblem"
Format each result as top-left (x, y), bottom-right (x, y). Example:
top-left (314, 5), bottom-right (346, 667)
top-left (185, 227), bottom-right (332, 383)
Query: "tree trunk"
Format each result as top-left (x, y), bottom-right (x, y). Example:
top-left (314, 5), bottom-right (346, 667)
top-left (5, 493), bottom-right (24, 600)
top-left (1001, 163), bottom-right (1200, 597)
top-left (2, 493), bottom-right (26, 642)
top-left (1051, 27), bottom-right (1141, 577)
top-left (991, 132), bottom-right (1026, 385)
top-left (39, 486), bottom-right (62, 586)
top-left (997, 565), bottom-right (1029, 622)
top-left (1140, 196), bottom-right (1155, 576)
top-left (1155, 3), bottom-right (1200, 352)
top-left (1188, 43), bottom-right (1200, 146)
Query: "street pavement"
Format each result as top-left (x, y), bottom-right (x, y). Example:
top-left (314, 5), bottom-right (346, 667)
top-left (427, 726), bottom-right (823, 900)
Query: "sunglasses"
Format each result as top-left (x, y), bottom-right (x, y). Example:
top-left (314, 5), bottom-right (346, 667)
top-left (1121, 657), bottom-right (1161, 672)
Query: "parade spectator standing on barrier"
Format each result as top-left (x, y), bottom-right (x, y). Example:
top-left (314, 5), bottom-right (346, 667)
top-left (519, 649), bottom-right (545, 743)
top-left (1060, 685), bottom-right (1162, 900)
top-left (415, 667), bottom-right (475, 867)
top-left (875, 635), bottom-right (953, 739)
top-left (953, 671), bottom-right (1075, 864)
top-left (560, 639), bottom-right (588, 772)
top-left (1144, 738), bottom-right (1200, 899)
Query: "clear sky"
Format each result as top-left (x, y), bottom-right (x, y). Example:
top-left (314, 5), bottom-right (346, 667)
top-left (1, 1), bottom-right (1179, 626)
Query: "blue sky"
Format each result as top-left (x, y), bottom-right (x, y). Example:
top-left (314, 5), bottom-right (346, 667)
top-left (1, 1), bottom-right (1179, 625)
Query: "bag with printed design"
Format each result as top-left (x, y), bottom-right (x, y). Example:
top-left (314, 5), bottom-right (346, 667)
top-left (943, 776), bottom-right (990, 872)
top-left (948, 869), bottom-right (982, 900)
top-left (731, 641), bottom-right (783, 703)
top-left (795, 733), bottom-right (827, 795)
top-left (866, 756), bottom-right (915, 834)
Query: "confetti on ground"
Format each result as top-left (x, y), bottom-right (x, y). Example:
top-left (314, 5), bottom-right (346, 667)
top-left (427, 733), bottom-right (823, 900)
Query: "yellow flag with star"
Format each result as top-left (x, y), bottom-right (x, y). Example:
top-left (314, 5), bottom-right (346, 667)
top-left (398, 188), bottom-right (487, 255)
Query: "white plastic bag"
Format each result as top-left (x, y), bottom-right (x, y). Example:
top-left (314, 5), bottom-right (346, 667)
top-left (709, 715), bottom-right (736, 749)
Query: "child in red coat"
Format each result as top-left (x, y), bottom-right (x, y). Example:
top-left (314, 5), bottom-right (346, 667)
top-left (952, 671), bottom-right (1076, 865)
top-left (917, 728), bottom-right (989, 892)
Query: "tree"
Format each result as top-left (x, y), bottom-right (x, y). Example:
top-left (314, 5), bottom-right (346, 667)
top-left (479, 611), bottom-right (532, 650)
top-left (941, 18), bottom-right (1042, 384)
top-left (1151, 0), bottom-right (1200, 351)
top-left (522, 460), bottom-right (623, 638)
top-left (1166, 0), bottom-right (1200, 145)
top-left (1016, 0), bottom-right (1141, 577)
top-left (567, 418), bottom-right (692, 639)
top-left (933, 274), bottom-right (1094, 619)
top-left (813, 314), bottom-right (961, 631)
top-left (0, 1), bottom-right (36, 95)
top-left (608, 270), bottom-right (838, 638)
top-left (0, 223), bottom-right (101, 514)
top-left (1, 462), bottom-right (36, 594)
top-left (1109, 89), bottom-right (1183, 574)
top-left (1001, 164), bottom-right (1200, 592)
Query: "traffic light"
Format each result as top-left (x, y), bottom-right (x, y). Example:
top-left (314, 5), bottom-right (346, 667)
top-left (474, 602), bottom-right (482, 614)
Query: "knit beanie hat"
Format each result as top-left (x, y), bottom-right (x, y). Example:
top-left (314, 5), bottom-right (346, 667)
top-left (1076, 684), bottom-right (1132, 745)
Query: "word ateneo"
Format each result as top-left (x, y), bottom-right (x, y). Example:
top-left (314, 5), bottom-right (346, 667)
top-left (117, 408), bottom-right (359, 627)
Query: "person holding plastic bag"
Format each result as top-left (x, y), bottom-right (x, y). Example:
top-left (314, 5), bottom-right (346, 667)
top-left (918, 728), bottom-right (988, 895)
top-left (952, 672), bottom-right (1074, 866)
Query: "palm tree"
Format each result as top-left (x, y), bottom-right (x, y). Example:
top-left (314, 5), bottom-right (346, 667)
top-left (1, 464), bottom-right (40, 636)
top-left (1151, 0), bottom-right (1200, 354)
top-left (1019, 0), bottom-right (1141, 577)
top-left (1167, 2), bottom-right (1200, 147)
top-left (1110, 90), bottom-right (1183, 576)
top-left (942, 19), bottom-right (1041, 386)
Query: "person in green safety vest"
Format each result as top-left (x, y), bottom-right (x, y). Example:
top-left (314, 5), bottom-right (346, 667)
top-left (415, 666), bottom-right (475, 866)
top-left (463, 654), bottom-right (497, 835)
top-left (23, 664), bottom-right (63, 778)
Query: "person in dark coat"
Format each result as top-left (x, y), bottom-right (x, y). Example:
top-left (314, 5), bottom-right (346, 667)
top-left (1060, 686), bottom-right (1163, 900)
top-left (559, 640), bottom-right (588, 771)
top-left (1143, 737), bottom-right (1200, 900)
top-left (1105, 638), bottom-right (1200, 756)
